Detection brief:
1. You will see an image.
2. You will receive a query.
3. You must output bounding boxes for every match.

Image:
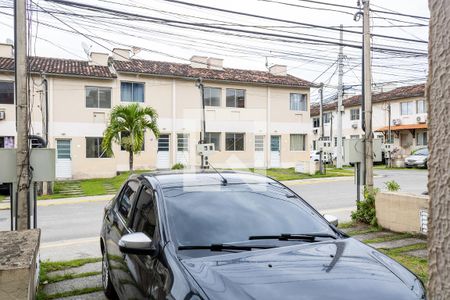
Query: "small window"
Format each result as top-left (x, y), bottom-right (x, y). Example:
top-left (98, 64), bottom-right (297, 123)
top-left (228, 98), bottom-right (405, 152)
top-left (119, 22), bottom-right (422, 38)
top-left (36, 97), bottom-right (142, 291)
top-left (323, 112), bottom-right (331, 124)
top-left (86, 137), bottom-right (110, 158)
top-left (205, 132), bottom-right (220, 151)
top-left (400, 101), bottom-right (414, 115)
top-left (117, 180), bottom-right (139, 221)
top-left (226, 89), bottom-right (245, 108)
top-left (131, 187), bottom-right (157, 238)
top-left (120, 131), bottom-right (144, 151)
top-left (204, 87), bottom-right (221, 107)
top-left (177, 133), bottom-right (189, 152)
top-left (290, 93), bottom-right (307, 111)
top-left (86, 86), bottom-right (111, 108)
top-left (416, 131), bottom-right (427, 146)
top-left (255, 135), bottom-right (264, 152)
top-left (225, 133), bottom-right (244, 151)
top-left (0, 136), bottom-right (14, 148)
top-left (290, 134), bottom-right (306, 151)
top-left (416, 100), bottom-right (427, 114)
top-left (312, 117), bottom-right (320, 128)
top-left (121, 82), bottom-right (144, 102)
top-left (56, 139), bottom-right (71, 159)
top-left (350, 108), bottom-right (360, 121)
top-left (0, 82), bottom-right (14, 104)
top-left (312, 140), bottom-right (317, 150)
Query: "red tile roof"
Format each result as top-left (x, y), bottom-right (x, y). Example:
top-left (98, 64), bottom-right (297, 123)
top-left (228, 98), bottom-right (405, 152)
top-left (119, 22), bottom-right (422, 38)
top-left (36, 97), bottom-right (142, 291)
top-left (375, 123), bottom-right (427, 132)
top-left (310, 83), bottom-right (425, 116)
top-left (113, 59), bottom-right (314, 88)
top-left (0, 56), bottom-right (114, 78)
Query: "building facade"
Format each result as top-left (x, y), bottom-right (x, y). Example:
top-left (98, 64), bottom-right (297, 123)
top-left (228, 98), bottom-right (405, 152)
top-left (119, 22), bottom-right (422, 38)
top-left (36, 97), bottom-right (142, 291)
top-left (310, 84), bottom-right (427, 161)
top-left (0, 44), bottom-right (314, 179)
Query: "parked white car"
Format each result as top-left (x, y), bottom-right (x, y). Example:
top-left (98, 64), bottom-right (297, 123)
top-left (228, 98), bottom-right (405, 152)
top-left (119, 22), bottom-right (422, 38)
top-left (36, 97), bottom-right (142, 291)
top-left (310, 151), bottom-right (331, 163)
top-left (404, 148), bottom-right (428, 168)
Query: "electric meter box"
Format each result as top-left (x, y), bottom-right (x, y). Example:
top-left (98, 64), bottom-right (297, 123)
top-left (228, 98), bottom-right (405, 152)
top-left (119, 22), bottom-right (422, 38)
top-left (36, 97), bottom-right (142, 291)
top-left (343, 138), bottom-right (382, 164)
top-left (196, 143), bottom-right (215, 156)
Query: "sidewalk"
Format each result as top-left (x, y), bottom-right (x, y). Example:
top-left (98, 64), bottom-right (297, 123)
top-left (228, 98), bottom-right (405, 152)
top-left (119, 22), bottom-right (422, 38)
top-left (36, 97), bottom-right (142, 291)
top-left (0, 194), bottom-right (114, 210)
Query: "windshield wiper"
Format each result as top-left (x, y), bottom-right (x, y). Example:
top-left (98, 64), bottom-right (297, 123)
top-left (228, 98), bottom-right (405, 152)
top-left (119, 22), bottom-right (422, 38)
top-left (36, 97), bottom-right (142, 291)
top-left (178, 244), bottom-right (275, 251)
top-left (249, 233), bottom-right (337, 241)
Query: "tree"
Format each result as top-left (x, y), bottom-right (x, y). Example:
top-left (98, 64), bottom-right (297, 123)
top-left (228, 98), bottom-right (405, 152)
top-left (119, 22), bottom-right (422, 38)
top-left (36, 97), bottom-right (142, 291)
top-left (428, 0), bottom-right (450, 298)
top-left (102, 103), bottom-right (159, 171)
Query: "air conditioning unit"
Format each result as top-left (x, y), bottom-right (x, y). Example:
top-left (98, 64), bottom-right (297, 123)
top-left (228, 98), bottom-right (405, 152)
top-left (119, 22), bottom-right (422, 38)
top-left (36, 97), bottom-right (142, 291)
top-left (351, 123), bottom-right (358, 129)
top-left (0, 111), bottom-right (5, 120)
top-left (392, 119), bottom-right (401, 126)
top-left (416, 116), bottom-right (426, 124)
top-left (313, 129), bottom-right (318, 134)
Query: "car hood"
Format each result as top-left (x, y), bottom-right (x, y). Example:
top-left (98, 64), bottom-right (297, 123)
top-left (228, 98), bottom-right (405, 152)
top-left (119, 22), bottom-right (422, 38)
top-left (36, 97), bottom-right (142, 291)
top-left (406, 155), bottom-right (427, 161)
top-left (181, 238), bottom-right (424, 300)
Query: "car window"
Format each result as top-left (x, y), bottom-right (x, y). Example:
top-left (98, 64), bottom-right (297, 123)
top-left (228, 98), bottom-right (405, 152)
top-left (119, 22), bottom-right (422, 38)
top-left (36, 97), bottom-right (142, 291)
top-left (414, 148), bottom-right (428, 156)
top-left (131, 187), bottom-right (157, 238)
top-left (163, 183), bottom-right (333, 249)
top-left (117, 180), bottom-right (139, 221)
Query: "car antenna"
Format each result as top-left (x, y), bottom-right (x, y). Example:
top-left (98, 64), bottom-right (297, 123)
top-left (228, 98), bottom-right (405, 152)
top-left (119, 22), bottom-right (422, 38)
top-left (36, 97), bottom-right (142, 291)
top-left (207, 162), bottom-right (228, 185)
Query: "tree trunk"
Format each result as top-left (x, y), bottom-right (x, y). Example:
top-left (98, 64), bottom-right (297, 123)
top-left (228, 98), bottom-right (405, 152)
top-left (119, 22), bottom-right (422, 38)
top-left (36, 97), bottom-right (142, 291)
top-left (129, 151), bottom-right (134, 172)
top-left (428, 1), bottom-right (450, 298)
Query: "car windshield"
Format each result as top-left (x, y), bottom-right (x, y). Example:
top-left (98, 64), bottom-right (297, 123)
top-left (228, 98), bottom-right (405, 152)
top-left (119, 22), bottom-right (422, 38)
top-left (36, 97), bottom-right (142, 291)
top-left (414, 148), bottom-right (428, 156)
top-left (163, 183), bottom-right (334, 249)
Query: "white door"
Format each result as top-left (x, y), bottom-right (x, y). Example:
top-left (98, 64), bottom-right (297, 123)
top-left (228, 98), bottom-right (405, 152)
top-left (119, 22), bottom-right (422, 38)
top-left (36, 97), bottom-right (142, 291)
top-left (176, 133), bottom-right (189, 166)
top-left (270, 136), bottom-right (281, 168)
top-left (56, 139), bottom-right (72, 179)
top-left (254, 135), bottom-right (265, 168)
top-left (156, 134), bottom-right (170, 169)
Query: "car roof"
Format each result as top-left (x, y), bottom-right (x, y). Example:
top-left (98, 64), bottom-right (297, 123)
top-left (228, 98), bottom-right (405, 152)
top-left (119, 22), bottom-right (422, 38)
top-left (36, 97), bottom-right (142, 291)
top-left (141, 170), bottom-right (275, 188)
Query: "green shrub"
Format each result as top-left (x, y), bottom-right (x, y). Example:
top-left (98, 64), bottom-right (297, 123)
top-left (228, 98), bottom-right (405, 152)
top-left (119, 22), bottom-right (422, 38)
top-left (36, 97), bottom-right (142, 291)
top-left (171, 163), bottom-right (185, 170)
top-left (384, 180), bottom-right (400, 192)
top-left (351, 187), bottom-right (379, 226)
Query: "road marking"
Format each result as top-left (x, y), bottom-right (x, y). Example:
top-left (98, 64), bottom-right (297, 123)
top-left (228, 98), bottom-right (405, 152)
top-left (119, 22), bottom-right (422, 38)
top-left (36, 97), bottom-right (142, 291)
top-left (41, 237), bottom-right (99, 249)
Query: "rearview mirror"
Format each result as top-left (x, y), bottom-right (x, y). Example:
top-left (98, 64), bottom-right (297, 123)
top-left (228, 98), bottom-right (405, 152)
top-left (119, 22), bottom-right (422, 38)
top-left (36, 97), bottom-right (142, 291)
top-left (323, 214), bottom-right (339, 227)
top-left (119, 232), bottom-right (158, 256)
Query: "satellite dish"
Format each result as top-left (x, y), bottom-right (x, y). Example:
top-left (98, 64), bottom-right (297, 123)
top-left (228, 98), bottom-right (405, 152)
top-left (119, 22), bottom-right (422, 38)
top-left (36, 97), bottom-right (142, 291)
top-left (6, 38), bottom-right (13, 44)
top-left (81, 42), bottom-right (92, 57)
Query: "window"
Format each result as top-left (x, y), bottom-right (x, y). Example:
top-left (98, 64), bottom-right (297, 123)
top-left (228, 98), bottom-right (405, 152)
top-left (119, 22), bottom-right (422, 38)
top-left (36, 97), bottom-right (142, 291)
top-left (334, 137), bottom-right (345, 147)
top-left (225, 133), bottom-right (244, 151)
top-left (290, 134), bottom-right (306, 151)
top-left (226, 89), bottom-right (245, 108)
top-left (86, 86), bottom-right (111, 108)
top-left (120, 131), bottom-right (144, 151)
top-left (86, 137), bottom-right (109, 158)
top-left (323, 112), bottom-right (331, 124)
top-left (177, 133), bottom-right (189, 151)
top-left (121, 82), bottom-right (144, 102)
top-left (400, 101), bottom-right (414, 115)
top-left (0, 82), bottom-right (14, 104)
top-left (204, 87), bottom-right (221, 106)
top-left (416, 100), bottom-right (427, 114)
top-left (131, 187), bottom-right (157, 238)
top-left (205, 132), bottom-right (220, 151)
top-left (350, 108), bottom-right (360, 120)
top-left (312, 140), bottom-right (317, 150)
top-left (0, 136), bottom-right (14, 148)
top-left (255, 135), bottom-right (264, 152)
top-left (56, 139), bottom-right (71, 159)
top-left (312, 117), bottom-right (320, 128)
top-left (290, 93), bottom-right (307, 111)
top-left (117, 180), bottom-right (139, 221)
top-left (417, 131), bottom-right (427, 146)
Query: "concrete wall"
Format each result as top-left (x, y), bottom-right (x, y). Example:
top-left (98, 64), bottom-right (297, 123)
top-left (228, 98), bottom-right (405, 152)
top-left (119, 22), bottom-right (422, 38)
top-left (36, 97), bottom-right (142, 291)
top-left (375, 191), bottom-right (428, 233)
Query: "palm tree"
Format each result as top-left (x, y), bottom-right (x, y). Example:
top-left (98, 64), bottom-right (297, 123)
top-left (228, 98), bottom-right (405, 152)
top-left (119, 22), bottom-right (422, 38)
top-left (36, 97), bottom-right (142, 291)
top-left (102, 103), bottom-right (159, 171)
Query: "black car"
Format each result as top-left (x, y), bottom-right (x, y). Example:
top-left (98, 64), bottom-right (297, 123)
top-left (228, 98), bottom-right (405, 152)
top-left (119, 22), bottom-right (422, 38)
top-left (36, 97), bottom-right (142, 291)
top-left (100, 171), bottom-right (426, 300)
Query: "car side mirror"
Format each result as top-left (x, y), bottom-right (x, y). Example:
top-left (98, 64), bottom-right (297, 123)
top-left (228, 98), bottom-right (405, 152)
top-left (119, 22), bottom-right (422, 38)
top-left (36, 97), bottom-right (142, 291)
top-left (323, 214), bottom-right (339, 227)
top-left (119, 232), bottom-right (158, 256)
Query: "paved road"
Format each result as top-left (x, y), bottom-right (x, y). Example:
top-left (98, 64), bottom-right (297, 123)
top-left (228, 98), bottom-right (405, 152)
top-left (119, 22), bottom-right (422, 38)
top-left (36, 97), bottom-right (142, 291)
top-left (0, 168), bottom-right (427, 261)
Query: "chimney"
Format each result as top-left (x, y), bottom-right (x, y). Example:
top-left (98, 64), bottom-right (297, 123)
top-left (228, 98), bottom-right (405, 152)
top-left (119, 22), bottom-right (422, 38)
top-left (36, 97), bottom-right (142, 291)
top-left (269, 64), bottom-right (287, 76)
top-left (207, 57), bottom-right (223, 70)
top-left (89, 52), bottom-right (109, 66)
top-left (190, 55), bottom-right (208, 68)
top-left (0, 43), bottom-right (13, 58)
top-left (112, 48), bottom-right (130, 61)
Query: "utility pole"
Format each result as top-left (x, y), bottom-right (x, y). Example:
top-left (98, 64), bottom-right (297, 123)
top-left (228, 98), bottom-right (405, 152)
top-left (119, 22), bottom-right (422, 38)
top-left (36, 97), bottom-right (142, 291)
top-left (196, 78), bottom-right (207, 169)
top-left (15, 0), bottom-right (30, 230)
top-left (362, 0), bottom-right (373, 190)
top-left (387, 102), bottom-right (392, 168)
top-left (336, 24), bottom-right (344, 168)
top-left (319, 83), bottom-right (324, 174)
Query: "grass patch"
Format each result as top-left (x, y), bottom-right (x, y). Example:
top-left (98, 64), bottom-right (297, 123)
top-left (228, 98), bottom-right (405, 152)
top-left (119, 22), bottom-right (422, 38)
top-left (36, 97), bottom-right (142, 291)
top-left (243, 167), bottom-right (353, 181)
top-left (382, 245), bottom-right (428, 283)
top-left (40, 257), bottom-right (101, 274)
top-left (346, 226), bottom-right (382, 236)
top-left (338, 221), bottom-right (356, 229)
top-left (373, 165), bottom-right (426, 171)
top-left (45, 271), bottom-right (101, 284)
top-left (39, 170), bottom-right (151, 200)
top-left (363, 233), bottom-right (424, 244)
top-left (38, 287), bottom-right (103, 300)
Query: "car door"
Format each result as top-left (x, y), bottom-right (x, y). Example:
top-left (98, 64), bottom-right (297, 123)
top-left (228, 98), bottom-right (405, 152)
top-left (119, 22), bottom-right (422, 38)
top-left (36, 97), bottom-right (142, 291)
top-left (105, 179), bottom-right (141, 298)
